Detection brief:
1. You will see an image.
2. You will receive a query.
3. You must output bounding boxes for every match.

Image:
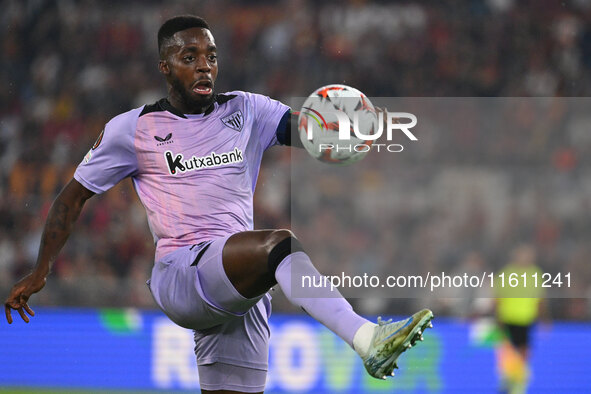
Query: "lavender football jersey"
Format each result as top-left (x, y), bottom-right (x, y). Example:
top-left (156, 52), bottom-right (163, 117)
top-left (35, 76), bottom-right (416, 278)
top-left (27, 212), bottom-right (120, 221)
top-left (74, 91), bottom-right (289, 260)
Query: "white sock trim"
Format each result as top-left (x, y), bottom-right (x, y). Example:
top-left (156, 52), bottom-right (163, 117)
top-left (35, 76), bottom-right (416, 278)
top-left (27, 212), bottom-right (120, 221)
top-left (352, 322), bottom-right (377, 358)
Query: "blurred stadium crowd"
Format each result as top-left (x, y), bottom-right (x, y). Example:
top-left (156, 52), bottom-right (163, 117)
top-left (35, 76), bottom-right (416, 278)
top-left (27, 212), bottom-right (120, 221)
top-left (1, 0), bottom-right (591, 319)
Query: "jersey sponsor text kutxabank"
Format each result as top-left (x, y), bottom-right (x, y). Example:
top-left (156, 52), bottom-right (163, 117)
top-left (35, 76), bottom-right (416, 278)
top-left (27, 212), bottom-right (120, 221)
top-left (74, 91), bottom-right (289, 260)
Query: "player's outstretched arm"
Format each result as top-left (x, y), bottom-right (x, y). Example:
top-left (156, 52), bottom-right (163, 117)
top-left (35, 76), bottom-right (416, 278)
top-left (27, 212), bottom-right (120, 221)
top-left (4, 178), bottom-right (95, 324)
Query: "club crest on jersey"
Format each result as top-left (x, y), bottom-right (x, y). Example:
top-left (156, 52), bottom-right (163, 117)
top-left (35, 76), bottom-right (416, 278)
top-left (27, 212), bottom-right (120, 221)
top-left (165, 148), bottom-right (244, 175)
top-left (221, 110), bottom-right (244, 132)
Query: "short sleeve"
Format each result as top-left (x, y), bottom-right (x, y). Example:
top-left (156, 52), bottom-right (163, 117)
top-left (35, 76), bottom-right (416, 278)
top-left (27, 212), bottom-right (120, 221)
top-left (74, 108), bottom-right (141, 194)
top-left (244, 92), bottom-right (290, 151)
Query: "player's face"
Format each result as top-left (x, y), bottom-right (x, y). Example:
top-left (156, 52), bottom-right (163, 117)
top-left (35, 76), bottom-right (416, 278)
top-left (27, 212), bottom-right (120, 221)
top-left (160, 27), bottom-right (218, 113)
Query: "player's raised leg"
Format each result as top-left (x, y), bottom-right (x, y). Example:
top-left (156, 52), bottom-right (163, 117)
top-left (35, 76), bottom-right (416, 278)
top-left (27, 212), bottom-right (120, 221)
top-left (223, 229), bottom-right (367, 345)
top-left (221, 229), bottom-right (434, 379)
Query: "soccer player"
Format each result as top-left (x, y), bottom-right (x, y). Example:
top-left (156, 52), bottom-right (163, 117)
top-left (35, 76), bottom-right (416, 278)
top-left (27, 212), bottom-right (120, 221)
top-left (4, 16), bottom-right (433, 393)
top-left (495, 244), bottom-right (547, 394)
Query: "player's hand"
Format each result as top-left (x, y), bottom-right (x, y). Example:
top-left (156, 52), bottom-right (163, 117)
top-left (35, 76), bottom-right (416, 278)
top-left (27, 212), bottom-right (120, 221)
top-left (4, 273), bottom-right (46, 324)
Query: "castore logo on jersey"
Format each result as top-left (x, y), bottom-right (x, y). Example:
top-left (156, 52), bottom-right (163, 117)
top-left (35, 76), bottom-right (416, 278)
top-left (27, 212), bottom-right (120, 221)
top-left (154, 133), bottom-right (174, 146)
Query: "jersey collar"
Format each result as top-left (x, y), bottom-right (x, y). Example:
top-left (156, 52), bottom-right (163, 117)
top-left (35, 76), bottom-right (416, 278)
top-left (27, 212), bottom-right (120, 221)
top-left (159, 94), bottom-right (233, 118)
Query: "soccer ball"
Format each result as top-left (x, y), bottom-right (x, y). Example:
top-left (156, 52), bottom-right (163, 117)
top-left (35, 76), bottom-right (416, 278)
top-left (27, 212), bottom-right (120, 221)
top-left (297, 84), bottom-right (378, 165)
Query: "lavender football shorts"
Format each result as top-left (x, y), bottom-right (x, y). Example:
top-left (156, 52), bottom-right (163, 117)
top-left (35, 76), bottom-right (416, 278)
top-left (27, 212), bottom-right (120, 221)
top-left (148, 235), bottom-right (272, 378)
top-left (198, 362), bottom-right (267, 392)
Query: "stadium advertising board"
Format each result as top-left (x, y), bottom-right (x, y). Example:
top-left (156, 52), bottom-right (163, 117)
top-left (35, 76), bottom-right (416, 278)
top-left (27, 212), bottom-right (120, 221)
top-left (0, 309), bottom-right (589, 392)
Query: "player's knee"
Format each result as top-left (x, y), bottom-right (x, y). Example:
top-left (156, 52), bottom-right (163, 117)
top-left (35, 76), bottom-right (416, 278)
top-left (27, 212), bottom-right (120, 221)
top-left (265, 229), bottom-right (305, 275)
top-left (263, 229), bottom-right (295, 253)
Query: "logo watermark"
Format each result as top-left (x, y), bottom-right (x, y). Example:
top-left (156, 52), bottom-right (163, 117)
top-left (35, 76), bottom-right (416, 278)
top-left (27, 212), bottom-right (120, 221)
top-left (300, 108), bottom-right (418, 153)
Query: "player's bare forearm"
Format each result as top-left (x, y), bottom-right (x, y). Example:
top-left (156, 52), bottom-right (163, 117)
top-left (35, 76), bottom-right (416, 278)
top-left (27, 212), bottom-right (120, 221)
top-left (4, 178), bottom-right (94, 323)
top-left (34, 179), bottom-right (95, 277)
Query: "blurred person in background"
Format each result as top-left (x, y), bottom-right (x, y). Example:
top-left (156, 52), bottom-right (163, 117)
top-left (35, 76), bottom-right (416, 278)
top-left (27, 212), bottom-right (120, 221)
top-left (494, 243), bottom-right (548, 394)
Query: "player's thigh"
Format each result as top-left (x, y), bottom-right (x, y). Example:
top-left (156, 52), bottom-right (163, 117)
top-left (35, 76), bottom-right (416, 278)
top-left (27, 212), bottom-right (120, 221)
top-left (195, 235), bottom-right (275, 315)
top-left (198, 363), bottom-right (266, 394)
top-left (148, 241), bottom-right (241, 329)
top-left (222, 229), bottom-right (295, 298)
top-left (149, 232), bottom-right (289, 328)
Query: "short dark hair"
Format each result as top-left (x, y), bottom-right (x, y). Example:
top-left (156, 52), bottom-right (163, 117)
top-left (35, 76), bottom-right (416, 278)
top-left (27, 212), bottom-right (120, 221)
top-left (158, 15), bottom-right (210, 57)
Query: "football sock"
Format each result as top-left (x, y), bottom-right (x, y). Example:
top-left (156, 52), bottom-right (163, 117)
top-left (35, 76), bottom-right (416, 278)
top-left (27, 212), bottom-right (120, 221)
top-left (352, 322), bottom-right (377, 358)
top-left (274, 252), bottom-right (369, 348)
